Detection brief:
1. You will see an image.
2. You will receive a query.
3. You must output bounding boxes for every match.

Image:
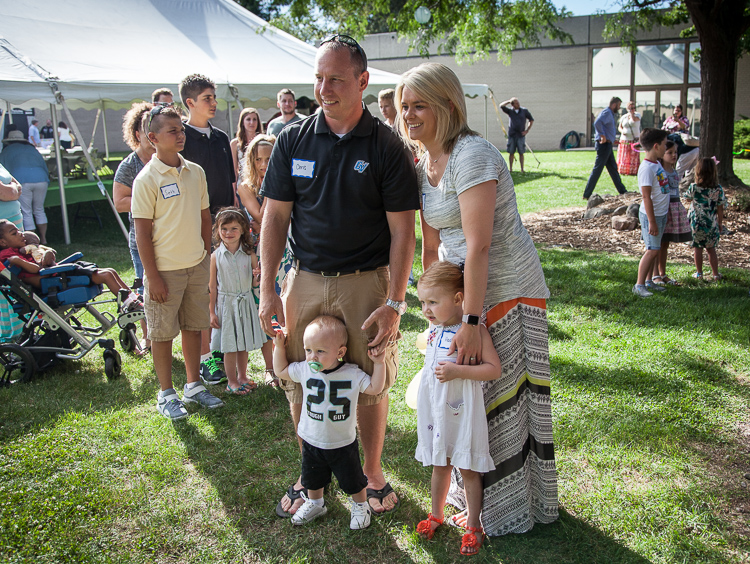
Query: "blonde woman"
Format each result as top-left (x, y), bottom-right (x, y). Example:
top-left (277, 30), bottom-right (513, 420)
top-left (397, 62), bottom-right (558, 542)
top-left (237, 134), bottom-right (293, 387)
top-left (230, 107), bottom-right (263, 179)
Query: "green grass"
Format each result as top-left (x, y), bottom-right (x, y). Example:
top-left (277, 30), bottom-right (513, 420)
top-left (1, 152), bottom-right (749, 563)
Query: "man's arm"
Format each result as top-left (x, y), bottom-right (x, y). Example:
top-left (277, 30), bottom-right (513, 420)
top-left (258, 198), bottom-right (293, 335)
top-left (361, 209), bottom-right (415, 354)
top-left (523, 119), bottom-right (534, 136)
top-left (594, 111), bottom-right (608, 144)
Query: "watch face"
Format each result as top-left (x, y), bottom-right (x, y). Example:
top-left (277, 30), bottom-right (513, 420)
top-left (398, 301), bottom-right (407, 315)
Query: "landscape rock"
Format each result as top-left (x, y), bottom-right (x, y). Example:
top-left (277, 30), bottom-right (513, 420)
top-left (584, 207), bottom-right (612, 219)
top-left (626, 203), bottom-right (640, 218)
top-left (586, 194), bottom-right (605, 209)
top-left (613, 205), bottom-right (628, 216)
top-left (612, 216), bottom-right (639, 231)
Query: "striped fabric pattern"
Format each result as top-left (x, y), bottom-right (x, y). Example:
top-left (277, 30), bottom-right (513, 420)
top-left (447, 298), bottom-right (558, 536)
top-left (617, 141), bottom-right (640, 176)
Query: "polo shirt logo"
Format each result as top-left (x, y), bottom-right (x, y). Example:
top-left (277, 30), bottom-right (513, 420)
top-left (353, 160), bottom-right (369, 173)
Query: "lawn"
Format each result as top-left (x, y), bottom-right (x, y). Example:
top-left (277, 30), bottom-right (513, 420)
top-left (1, 152), bottom-right (749, 564)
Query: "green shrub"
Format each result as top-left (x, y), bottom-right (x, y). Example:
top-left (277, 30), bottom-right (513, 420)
top-left (734, 118), bottom-right (750, 159)
top-left (734, 188), bottom-right (750, 212)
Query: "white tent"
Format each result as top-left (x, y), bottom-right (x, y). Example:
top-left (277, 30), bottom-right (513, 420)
top-left (0, 0), bottom-right (408, 109)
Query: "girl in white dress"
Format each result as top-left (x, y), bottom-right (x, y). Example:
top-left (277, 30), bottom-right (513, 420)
top-left (415, 261), bottom-right (502, 556)
top-left (209, 208), bottom-right (266, 395)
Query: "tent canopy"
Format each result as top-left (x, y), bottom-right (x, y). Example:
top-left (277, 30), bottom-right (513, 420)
top-left (0, 0), bottom-right (486, 110)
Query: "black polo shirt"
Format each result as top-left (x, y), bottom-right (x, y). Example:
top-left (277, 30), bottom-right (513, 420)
top-left (181, 123), bottom-right (236, 214)
top-left (261, 107), bottom-right (419, 273)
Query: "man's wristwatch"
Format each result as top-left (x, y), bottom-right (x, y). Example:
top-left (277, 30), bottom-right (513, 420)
top-left (385, 298), bottom-right (407, 315)
top-left (462, 314), bottom-right (480, 326)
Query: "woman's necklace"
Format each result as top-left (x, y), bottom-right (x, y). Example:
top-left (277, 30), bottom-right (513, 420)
top-left (430, 151), bottom-right (444, 163)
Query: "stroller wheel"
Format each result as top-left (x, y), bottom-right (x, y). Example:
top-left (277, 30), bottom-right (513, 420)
top-left (119, 327), bottom-right (136, 352)
top-left (0, 344), bottom-right (38, 386)
top-left (103, 349), bottom-right (122, 380)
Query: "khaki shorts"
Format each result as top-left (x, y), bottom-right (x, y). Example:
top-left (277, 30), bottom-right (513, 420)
top-left (145, 254), bottom-right (210, 342)
top-left (280, 266), bottom-right (399, 405)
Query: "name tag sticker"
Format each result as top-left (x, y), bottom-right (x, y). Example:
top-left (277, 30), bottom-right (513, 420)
top-left (292, 159), bottom-right (315, 178)
top-left (437, 330), bottom-right (456, 351)
top-left (160, 183), bottom-right (180, 199)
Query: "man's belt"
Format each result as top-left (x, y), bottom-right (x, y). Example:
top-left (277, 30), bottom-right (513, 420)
top-left (297, 261), bottom-right (378, 278)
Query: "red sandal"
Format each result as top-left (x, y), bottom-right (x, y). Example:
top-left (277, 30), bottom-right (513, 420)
top-left (416, 513), bottom-right (443, 539)
top-left (460, 525), bottom-right (485, 556)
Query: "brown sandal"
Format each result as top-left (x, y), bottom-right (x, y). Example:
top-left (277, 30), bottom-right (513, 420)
top-left (264, 369), bottom-right (280, 387)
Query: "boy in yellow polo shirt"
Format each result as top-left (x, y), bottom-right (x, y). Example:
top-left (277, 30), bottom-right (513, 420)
top-left (132, 105), bottom-right (224, 419)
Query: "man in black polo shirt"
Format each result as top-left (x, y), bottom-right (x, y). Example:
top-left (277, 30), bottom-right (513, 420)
top-left (259, 35), bottom-right (418, 519)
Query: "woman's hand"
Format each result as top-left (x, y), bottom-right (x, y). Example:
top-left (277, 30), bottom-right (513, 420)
top-left (449, 323), bottom-right (482, 366)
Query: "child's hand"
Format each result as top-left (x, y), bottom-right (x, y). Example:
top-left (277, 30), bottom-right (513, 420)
top-left (435, 361), bottom-right (459, 383)
top-left (367, 346), bottom-right (386, 364)
top-left (273, 330), bottom-right (286, 349)
top-left (210, 312), bottom-right (220, 329)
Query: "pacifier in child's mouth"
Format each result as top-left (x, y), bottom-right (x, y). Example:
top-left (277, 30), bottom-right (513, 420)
top-left (308, 361), bottom-right (323, 373)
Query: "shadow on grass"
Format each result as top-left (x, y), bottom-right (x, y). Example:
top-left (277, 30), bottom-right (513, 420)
top-left (165, 383), bottom-right (654, 563)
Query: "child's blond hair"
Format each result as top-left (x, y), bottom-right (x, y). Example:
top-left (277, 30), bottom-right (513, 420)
top-left (306, 315), bottom-right (348, 347)
top-left (240, 134), bottom-right (276, 196)
top-left (418, 261), bottom-right (464, 295)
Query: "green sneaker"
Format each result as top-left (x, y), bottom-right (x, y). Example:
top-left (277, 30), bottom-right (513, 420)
top-left (199, 356), bottom-right (227, 385)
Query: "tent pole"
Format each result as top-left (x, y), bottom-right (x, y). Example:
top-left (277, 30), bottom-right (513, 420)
top-left (60, 100), bottom-right (128, 241)
top-left (227, 102), bottom-right (233, 139)
top-left (50, 103), bottom-right (70, 245)
top-left (100, 101), bottom-right (109, 159)
top-left (0, 106), bottom-right (5, 146)
top-left (89, 108), bottom-right (101, 151)
top-left (484, 95), bottom-right (488, 138)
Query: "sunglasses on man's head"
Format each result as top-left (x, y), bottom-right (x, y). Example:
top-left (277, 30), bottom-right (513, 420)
top-left (319, 33), bottom-right (368, 70)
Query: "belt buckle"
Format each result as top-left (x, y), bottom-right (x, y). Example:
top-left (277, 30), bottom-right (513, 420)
top-left (321, 271), bottom-right (340, 278)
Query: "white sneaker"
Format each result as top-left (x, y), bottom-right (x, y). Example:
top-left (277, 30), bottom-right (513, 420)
top-left (291, 497), bottom-right (327, 525)
top-left (350, 501), bottom-right (371, 530)
top-left (632, 284), bottom-right (653, 298)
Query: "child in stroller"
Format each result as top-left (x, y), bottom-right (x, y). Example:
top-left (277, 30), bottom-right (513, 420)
top-left (0, 219), bottom-right (142, 313)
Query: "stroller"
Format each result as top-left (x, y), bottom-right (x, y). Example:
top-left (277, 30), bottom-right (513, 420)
top-left (0, 252), bottom-right (145, 385)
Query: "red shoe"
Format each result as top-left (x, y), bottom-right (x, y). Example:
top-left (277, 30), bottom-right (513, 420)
top-left (460, 525), bottom-right (485, 556)
top-left (416, 513), bottom-right (443, 539)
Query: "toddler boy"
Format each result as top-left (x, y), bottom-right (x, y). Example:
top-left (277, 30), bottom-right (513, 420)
top-left (272, 315), bottom-right (385, 530)
top-left (633, 127), bottom-right (670, 298)
top-left (178, 73), bottom-right (236, 386)
top-left (132, 105), bottom-right (223, 420)
top-left (0, 219), bottom-right (142, 312)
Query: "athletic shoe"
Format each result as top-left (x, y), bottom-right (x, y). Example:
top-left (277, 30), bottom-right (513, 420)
top-left (350, 501), bottom-right (372, 530)
top-left (199, 357), bottom-right (227, 385)
top-left (632, 284), bottom-right (653, 298)
top-left (182, 383), bottom-right (225, 409)
top-left (157, 389), bottom-right (189, 420)
top-left (291, 497), bottom-right (327, 525)
top-left (645, 280), bottom-right (666, 292)
top-left (212, 350), bottom-right (224, 364)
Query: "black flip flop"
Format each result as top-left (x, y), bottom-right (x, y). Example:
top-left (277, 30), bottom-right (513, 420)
top-left (275, 484), bottom-right (307, 518)
top-left (366, 482), bottom-right (400, 516)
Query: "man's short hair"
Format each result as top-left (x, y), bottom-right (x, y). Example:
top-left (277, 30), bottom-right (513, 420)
top-left (378, 89), bottom-right (394, 103)
top-left (639, 127), bottom-right (668, 151)
top-left (152, 88), bottom-right (173, 103)
top-left (306, 315), bottom-right (348, 347)
top-left (277, 88), bottom-right (295, 102)
top-left (609, 96), bottom-right (622, 107)
top-left (318, 38), bottom-right (367, 76)
top-left (31, 119), bottom-right (38, 125)
top-left (179, 74), bottom-right (215, 105)
top-left (148, 106), bottom-right (183, 133)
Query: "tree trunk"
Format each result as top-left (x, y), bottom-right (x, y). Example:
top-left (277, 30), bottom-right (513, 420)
top-left (687, 0), bottom-right (750, 187)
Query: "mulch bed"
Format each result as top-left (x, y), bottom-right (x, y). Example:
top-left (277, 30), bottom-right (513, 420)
top-left (522, 188), bottom-right (750, 270)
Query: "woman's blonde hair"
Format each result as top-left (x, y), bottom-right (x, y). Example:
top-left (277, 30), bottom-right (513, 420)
top-left (235, 107), bottom-right (263, 149)
top-left (395, 63), bottom-right (477, 154)
top-left (241, 134), bottom-right (276, 196)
